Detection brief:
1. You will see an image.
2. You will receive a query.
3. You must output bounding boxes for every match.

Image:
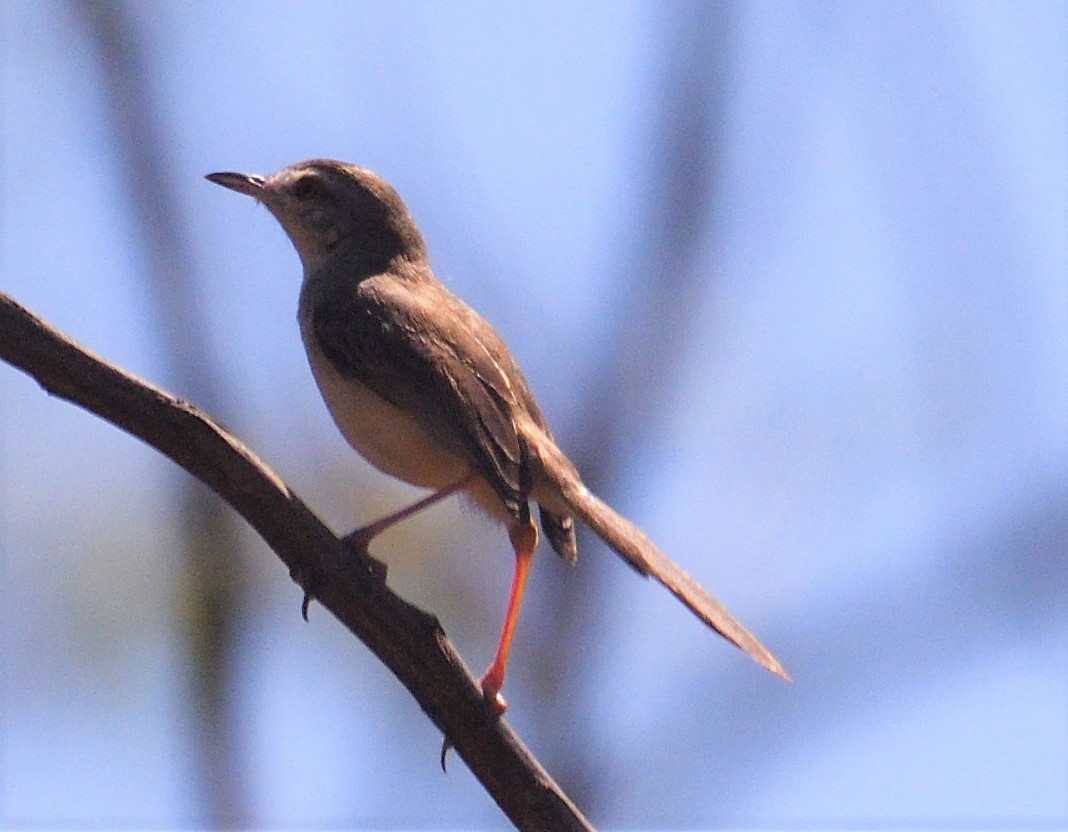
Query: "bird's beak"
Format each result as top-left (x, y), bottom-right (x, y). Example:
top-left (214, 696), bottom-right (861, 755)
top-left (205, 171), bottom-right (266, 200)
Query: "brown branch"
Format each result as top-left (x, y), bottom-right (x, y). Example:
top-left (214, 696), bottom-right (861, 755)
top-left (0, 289), bottom-right (594, 832)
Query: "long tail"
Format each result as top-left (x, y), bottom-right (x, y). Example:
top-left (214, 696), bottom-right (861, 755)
top-left (538, 439), bottom-right (790, 680)
top-left (568, 483), bottom-right (790, 680)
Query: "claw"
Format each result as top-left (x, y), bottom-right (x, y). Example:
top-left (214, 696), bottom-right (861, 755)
top-left (438, 686), bottom-right (507, 773)
top-left (341, 527), bottom-right (372, 553)
top-left (479, 675), bottom-right (508, 718)
top-left (365, 552), bottom-right (389, 583)
top-left (289, 565), bottom-right (317, 621)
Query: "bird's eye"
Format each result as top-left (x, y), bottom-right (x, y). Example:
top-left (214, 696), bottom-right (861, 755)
top-left (291, 176), bottom-right (326, 201)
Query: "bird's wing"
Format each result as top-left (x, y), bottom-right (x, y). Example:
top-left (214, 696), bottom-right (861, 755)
top-left (311, 272), bottom-right (534, 519)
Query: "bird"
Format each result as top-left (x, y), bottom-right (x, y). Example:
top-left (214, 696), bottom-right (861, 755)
top-left (206, 159), bottom-right (789, 715)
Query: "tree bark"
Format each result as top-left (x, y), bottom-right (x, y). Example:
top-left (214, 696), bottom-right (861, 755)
top-left (0, 290), bottom-right (594, 832)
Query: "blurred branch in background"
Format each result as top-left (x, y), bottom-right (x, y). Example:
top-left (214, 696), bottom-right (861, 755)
top-left (532, 0), bottom-right (737, 810)
top-left (71, 2), bottom-right (248, 822)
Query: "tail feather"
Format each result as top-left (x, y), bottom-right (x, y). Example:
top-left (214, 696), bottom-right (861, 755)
top-left (539, 506), bottom-right (578, 564)
top-left (561, 478), bottom-right (790, 681)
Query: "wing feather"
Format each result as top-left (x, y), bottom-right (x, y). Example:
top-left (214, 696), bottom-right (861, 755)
top-left (312, 273), bottom-right (530, 517)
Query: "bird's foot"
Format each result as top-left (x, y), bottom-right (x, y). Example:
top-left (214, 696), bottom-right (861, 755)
top-left (341, 526), bottom-right (373, 552)
top-left (478, 668), bottom-right (508, 718)
top-left (340, 527), bottom-right (389, 583)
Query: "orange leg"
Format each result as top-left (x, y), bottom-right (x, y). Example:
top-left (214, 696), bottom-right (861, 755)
top-left (479, 518), bottom-right (538, 716)
top-left (299, 472), bottom-right (476, 620)
top-left (342, 471), bottom-right (477, 551)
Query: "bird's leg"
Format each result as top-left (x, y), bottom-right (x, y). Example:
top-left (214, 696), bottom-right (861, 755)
top-left (479, 517), bottom-right (538, 717)
top-left (342, 471), bottom-right (477, 553)
top-left (299, 472), bottom-right (476, 619)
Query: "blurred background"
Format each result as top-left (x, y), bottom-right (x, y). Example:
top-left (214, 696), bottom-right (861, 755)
top-left (1, 1), bottom-right (1065, 828)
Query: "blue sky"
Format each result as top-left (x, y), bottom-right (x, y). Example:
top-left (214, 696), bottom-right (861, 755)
top-left (2, 1), bottom-right (1066, 828)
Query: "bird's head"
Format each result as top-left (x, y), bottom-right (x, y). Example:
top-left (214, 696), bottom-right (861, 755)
top-left (207, 159), bottom-right (427, 276)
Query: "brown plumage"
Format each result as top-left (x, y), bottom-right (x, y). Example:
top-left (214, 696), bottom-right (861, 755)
top-left (207, 159), bottom-right (789, 713)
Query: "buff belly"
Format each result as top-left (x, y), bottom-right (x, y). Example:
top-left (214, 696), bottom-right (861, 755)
top-left (301, 336), bottom-right (469, 492)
